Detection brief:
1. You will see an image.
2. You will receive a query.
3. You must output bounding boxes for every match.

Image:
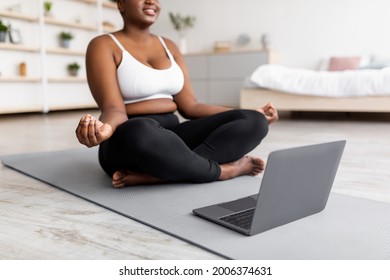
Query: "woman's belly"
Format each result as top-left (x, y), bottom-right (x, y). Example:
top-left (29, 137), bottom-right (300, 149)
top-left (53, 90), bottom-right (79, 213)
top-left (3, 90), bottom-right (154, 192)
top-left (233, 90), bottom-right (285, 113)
top-left (125, 98), bottom-right (177, 116)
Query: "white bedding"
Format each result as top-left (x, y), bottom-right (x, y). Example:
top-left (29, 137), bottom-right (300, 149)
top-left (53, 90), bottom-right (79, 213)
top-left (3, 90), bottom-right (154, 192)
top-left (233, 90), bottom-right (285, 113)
top-left (250, 64), bottom-right (390, 97)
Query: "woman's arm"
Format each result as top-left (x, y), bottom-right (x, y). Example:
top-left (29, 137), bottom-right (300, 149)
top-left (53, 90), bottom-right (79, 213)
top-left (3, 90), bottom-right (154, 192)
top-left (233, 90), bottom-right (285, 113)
top-left (164, 39), bottom-right (230, 119)
top-left (167, 38), bottom-right (278, 123)
top-left (75, 35), bottom-right (128, 147)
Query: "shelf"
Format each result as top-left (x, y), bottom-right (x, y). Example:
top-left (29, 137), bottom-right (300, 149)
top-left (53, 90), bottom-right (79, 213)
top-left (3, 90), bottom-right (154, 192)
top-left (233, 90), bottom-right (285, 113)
top-left (48, 77), bottom-right (87, 83)
top-left (44, 17), bottom-right (97, 31)
top-left (68, 0), bottom-right (97, 5)
top-left (0, 43), bottom-right (40, 52)
top-left (185, 49), bottom-right (269, 56)
top-left (46, 47), bottom-right (86, 56)
top-left (0, 77), bottom-right (41, 83)
top-left (103, 1), bottom-right (118, 9)
top-left (103, 26), bottom-right (117, 33)
top-left (102, 20), bottom-right (118, 32)
top-left (0, 11), bottom-right (38, 22)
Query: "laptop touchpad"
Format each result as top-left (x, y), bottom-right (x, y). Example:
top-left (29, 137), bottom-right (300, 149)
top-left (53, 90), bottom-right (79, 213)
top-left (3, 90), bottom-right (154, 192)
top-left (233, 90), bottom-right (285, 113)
top-left (219, 196), bottom-right (257, 212)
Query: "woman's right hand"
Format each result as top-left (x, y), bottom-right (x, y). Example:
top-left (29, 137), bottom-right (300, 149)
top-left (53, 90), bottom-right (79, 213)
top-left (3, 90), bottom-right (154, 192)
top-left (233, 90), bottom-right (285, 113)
top-left (75, 114), bottom-right (113, 147)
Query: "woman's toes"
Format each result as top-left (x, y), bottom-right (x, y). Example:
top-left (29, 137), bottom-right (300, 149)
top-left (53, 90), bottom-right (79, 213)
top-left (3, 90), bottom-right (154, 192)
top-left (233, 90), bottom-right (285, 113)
top-left (112, 171), bottom-right (125, 188)
top-left (113, 182), bottom-right (125, 189)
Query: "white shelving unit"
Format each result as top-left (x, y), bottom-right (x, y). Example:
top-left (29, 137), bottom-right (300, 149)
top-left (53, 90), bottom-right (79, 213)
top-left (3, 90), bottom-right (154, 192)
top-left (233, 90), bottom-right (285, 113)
top-left (0, 10), bottom-right (39, 22)
top-left (0, 43), bottom-right (40, 52)
top-left (0, 0), bottom-right (122, 114)
top-left (0, 77), bottom-right (41, 83)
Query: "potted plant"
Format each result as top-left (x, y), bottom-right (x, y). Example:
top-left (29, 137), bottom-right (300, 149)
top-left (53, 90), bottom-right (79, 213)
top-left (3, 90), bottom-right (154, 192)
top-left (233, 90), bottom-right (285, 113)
top-left (67, 62), bottom-right (80, 77)
top-left (169, 12), bottom-right (196, 34)
top-left (58, 31), bottom-right (74, 48)
top-left (43, 1), bottom-right (53, 17)
top-left (0, 20), bottom-right (10, 43)
top-left (168, 12), bottom-right (195, 54)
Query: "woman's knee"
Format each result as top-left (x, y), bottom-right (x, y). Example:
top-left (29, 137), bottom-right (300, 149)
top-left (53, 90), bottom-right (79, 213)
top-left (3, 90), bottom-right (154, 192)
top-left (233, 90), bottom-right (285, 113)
top-left (114, 118), bottom-right (161, 152)
top-left (237, 109), bottom-right (269, 140)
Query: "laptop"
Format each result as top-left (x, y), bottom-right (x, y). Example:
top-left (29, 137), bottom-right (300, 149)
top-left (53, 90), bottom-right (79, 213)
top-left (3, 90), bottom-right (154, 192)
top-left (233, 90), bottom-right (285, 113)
top-left (193, 140), bottom-right (346, 236)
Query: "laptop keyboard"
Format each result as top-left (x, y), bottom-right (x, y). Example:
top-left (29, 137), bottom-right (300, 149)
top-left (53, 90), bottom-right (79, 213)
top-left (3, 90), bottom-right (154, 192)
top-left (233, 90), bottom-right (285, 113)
top-left (219, 208), bottom-right (255, 230)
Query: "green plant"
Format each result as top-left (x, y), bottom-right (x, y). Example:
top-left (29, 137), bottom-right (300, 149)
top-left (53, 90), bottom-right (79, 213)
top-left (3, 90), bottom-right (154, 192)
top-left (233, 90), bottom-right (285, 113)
top-left (168, 12), bottom-right (196, 32)
top-left (43, 1), bottom-right (52, 12)
top-left (67, 62), bottom-right (80, 71)
top-left (59, 31), bottom-right (74, 40)
top-left (0, 20), bottom-right (10, 32)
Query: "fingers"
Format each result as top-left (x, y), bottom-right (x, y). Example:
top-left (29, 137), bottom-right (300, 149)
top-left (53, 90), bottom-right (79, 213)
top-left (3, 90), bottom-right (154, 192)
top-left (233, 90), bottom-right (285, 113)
top-left (260, 102), bottom-right (279, 124)
top-left (88, 117), bottom-right (99, 146)
top-left (267, 107), bottom-right (279, 124)
top-left (261, 102), bottom-right (273, 112)
top-left (75, 114), bottom-right (99, 147)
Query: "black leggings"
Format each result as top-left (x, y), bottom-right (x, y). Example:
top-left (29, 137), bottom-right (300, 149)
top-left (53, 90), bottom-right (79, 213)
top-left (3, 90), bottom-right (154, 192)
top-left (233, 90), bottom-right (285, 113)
top-left (98, 109), bottom-right (269, 183)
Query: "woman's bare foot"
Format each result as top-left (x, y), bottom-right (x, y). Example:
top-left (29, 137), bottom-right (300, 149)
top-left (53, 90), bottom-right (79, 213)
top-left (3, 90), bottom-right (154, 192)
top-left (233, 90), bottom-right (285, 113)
top-left (112, 156), bottom-right (264, 188)
top-left (219, 156), bottom-right (265, 180)
top-left (112, 170), bottom-right (164, 189)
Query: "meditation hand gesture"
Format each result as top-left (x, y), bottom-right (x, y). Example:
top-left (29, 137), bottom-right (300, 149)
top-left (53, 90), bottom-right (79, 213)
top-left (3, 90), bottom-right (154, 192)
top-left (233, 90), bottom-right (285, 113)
top-left (75, 114), bottom-right (113, 148)
top-left (257, 102), bottom-right (279, 124)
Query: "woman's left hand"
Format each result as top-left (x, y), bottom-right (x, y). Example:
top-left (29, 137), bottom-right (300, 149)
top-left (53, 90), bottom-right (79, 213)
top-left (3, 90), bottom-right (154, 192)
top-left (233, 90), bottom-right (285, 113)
top-left (257, 102), bottom-right (279, 124)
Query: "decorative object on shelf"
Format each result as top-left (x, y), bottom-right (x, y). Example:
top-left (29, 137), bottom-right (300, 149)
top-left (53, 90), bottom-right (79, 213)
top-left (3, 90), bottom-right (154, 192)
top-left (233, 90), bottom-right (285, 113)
top-left (214, 41), bottom-right (231, 53)
top-left (59, 31), bottom-right (74, 48)
top-left (19, 62), bottom-right (27, 76)
top-left (260, 33), bottom-right (271, 51)
top-left (67, 62), bottom-right (80, 77)
top-left (9, 29), bottom-right (21, 44)
top-left (0, 20), bottom-right (10, 43)
top-left (236, 33), bottom-right (251, 47)
top-left (103, 21), bottom-right (116, 31)
top-left (74, 15), bottom-right (82, 24)
top-left (6, 4), bottom-right (22, 13)
top-left (43, 1), bottom-right (53, 17)
top-left (168, 12), bottom-right (196, 54)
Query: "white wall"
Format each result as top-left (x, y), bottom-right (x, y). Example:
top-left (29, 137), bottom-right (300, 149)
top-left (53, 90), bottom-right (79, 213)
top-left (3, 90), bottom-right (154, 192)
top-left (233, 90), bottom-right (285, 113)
top-left (2, 0), bottom-right (389, 71)
top-left (152, 0), bottom-right (390, 69)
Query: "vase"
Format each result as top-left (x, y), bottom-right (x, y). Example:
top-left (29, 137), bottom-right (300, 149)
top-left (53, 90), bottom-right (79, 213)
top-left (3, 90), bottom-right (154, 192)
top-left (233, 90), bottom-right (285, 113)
top-left (60, 39), bottom-right (70, 48)
top-left (261, 34), bottom-right (271, 51)
top-left (179, 36), bottom-right (187, 54)
top-left (68, 69), bottom-right (78, 77)
top-left (0, 31), bottom-right (7, 43)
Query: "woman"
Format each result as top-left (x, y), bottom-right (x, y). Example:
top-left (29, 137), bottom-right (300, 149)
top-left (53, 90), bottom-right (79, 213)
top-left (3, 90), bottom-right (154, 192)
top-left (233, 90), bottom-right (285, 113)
top-left (75, 0), bottom-right (278, 188)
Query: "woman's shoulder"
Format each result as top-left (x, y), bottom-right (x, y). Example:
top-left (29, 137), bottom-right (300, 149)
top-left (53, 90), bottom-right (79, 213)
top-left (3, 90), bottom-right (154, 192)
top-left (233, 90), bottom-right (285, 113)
top-left (158, 35), bottom-right (181, 56)
top-left (86, 33), bottom-right (120, 57)
top-left (158, 36), bottom-right (175, 47)
top-left (88, 34), bottom-right (113, 48)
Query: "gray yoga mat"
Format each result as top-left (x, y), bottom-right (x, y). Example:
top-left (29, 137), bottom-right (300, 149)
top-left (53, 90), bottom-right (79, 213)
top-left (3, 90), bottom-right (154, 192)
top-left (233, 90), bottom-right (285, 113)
top-left (2, 148), bottom-right (390, 259)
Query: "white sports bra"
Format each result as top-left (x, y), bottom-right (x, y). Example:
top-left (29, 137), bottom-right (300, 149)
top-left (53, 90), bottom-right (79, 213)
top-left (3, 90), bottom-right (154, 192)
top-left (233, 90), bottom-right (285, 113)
top-left (108, 34), bottom-right (184, 104)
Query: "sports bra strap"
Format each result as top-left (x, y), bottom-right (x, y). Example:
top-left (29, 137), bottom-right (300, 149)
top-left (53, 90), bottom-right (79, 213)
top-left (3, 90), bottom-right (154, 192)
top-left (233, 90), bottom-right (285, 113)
top-left (157, 36), bottom-right (168, 49)
top-left (108, 34), bottom-right (173, 59)
top-left (108, 33), bottom-right (126, 52)
top-left (157, 36), bottom-right (173, 59)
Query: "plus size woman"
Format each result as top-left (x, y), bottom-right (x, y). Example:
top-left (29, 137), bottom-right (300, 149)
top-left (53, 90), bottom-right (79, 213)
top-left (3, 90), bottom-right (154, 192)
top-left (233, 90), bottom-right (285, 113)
top-left (75, 0), bottom-right (278, 188)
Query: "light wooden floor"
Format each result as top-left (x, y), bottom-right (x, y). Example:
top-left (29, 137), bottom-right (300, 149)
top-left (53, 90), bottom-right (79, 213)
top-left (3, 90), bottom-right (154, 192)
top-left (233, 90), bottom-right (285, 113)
top-left (1, 110), bottom-right (390, 259)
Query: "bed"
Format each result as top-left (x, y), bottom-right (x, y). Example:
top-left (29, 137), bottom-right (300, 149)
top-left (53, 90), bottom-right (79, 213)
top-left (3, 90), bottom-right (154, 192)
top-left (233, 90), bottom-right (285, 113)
top-left (240, 64), bottom-right (390, 113)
